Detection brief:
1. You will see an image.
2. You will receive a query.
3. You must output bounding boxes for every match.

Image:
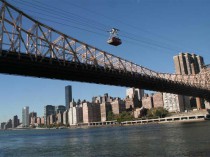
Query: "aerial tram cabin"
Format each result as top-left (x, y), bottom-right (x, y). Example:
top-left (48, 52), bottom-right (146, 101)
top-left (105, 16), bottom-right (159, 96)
top-left (107, 28), bottom-right (122, 46)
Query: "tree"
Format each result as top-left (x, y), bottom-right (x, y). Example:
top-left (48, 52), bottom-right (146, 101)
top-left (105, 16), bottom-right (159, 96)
top-left (116, 111), bottom-right (134, 122)
top-left (147, 107), bottom-right (168, 118)
top-left (107, 111), bottom-right (115, 121)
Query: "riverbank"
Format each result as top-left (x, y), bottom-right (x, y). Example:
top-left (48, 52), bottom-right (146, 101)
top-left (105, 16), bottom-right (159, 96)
top-left (2, 110), bottom-right (208, 130)
top-left (79, 110), bottom-right (209, 128)
top-left (121, 115), bottom-right (206, 126)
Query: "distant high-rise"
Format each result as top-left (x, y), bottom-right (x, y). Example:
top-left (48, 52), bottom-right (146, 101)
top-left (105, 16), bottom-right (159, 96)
top-left (69, 105), bottom-right (83, 125)
top-left (1, 122), bottom-right (6, 129)
top-left (22, 106), bottom-right (29, 127)
top-left (173, 52), bottom-right (205, 110)
top-left (4, 119), bottom-right (12, 129)
top-left (12, 115), bottom-right (19, 128)
top-left (83, 102), bottom-right (100, 123)
top-left (65, 85), bottom-right (72, 109)
top-left (126, 88), bottom-right (144, 101)
top-left (63, 110), bottom-right (68, 125)
top-left (100, 102), bottom-right (112, 122)
top-left (110, 98), bottom-right (126, 115)
top-left (29, 112), bottom-right (37, 124)
top-left (55, 105), bottom-right (66, 114)
top-left (125, 88), bottom-right (142, 109)
top-left (173, 52), bottom-right (204, 75)
top-left (44, 105), bottom-right (55, 125)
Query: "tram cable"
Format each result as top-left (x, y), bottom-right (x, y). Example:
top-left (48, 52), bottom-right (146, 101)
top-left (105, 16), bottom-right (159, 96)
top-left (8, 0), bottom-right (200, 53)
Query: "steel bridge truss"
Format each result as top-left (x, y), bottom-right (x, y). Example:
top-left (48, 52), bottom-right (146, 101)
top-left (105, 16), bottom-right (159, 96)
top-left (0, 0), bottom-right (209, 99)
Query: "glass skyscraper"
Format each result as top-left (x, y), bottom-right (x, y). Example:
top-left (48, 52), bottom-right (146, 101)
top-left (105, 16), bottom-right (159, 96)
top-left (22, 106), bottom-right (29, 127)
top-left (65, 85), bottom-right (72, 109)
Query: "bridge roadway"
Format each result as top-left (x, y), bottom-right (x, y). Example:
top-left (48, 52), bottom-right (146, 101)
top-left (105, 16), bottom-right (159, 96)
top-left (0, 50), bottom-right (210, 101)
top-left (0, 0), bottom-right (210, 101)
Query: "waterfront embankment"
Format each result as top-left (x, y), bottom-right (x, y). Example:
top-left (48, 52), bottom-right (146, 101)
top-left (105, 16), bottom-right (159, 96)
top-left (83, 110), bottom-right (209, 127)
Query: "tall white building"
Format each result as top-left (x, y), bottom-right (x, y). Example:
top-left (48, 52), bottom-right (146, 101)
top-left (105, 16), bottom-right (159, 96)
top-left (22, 106), bottom-right (29, 127)
top-left (63, 110), bottom-right (68, 125)
top-left (68, 105), bottom-right (83, 125)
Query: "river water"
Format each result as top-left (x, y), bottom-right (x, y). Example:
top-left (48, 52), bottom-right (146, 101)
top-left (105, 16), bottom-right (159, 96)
top-left (0, 121), bottom-right (210, 157)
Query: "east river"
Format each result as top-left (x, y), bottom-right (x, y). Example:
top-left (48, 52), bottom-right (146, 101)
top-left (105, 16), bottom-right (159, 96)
top-left (0, 121), bottom-right (210, 157)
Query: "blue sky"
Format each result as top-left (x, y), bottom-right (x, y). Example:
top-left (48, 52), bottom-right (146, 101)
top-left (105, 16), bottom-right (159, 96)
top-left (1, 0), bottom-right (210, 122)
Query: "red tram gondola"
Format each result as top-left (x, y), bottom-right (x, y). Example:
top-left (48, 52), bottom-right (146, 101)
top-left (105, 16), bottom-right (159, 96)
top-left (107, 28), bottom-right (122, 46)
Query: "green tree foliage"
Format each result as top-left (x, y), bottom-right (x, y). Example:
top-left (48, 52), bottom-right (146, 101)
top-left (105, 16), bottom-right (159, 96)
top-left (147, 107), bottom-right (168, 118)
top-left (107, 111), bottom-right (115, 121)
top-left (116, 111), bottom-right (134, 123)
top-left (106, 111), bottom-right (134, 122)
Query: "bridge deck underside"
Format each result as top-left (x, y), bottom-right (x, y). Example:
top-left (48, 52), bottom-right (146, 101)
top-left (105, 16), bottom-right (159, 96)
top-left (0, 51), bottom-right (210, 100)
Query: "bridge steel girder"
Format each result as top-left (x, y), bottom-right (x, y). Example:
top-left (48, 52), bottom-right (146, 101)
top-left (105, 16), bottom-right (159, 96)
top-left (0, 51), bottom-right (210, 101)
top-left (0, 0), bottom-right (210, 101)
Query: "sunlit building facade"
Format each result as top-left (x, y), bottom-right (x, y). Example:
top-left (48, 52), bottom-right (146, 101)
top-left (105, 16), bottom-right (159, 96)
top-left (22, 106), bottom-right (29, 127)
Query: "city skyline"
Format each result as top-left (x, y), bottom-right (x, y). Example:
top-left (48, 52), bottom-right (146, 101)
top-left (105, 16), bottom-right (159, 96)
top-left (1, 0), bottom-right (210, 122)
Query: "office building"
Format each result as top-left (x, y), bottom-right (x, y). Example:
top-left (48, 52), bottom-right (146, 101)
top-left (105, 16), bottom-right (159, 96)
top-left (1, 122), bottom-right (6, 129)
top-left (44, 105), bottom-right (55, 125)
top-left (65, 85), bottom-right (72, 110)
top-left (12, 115), bottom-right (19, 128)
top-left (4, 119), bottom-right (12, 129)
top-left (55, 105), bottom-right (66, 114)
top-left (22, 106), bottom-right (29, 127)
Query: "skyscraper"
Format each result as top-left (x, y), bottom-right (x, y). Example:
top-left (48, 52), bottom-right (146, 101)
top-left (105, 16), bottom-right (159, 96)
top-left (44, 105), bottom-right (55, 125)
top-left (1, 122), bottom-right (6, 129)
top-left (12, 115), bottom-right (19, 128)
top-left (4, 119), bottom-right (12, 129)
top-left (55, 105), bottom-right (66, 114)
top-left (173, 53), bottom-right (204, 75)
top-left (65, 85), bottom-right (72, 110)
top-left (69, 105), bottom-right (83, 125)
top-left (29, 112), bottom-right (37, 124)
top-left (173, 52), bottom-right (205, 110)
top-left (22, 106), bottom-right (29, 127)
